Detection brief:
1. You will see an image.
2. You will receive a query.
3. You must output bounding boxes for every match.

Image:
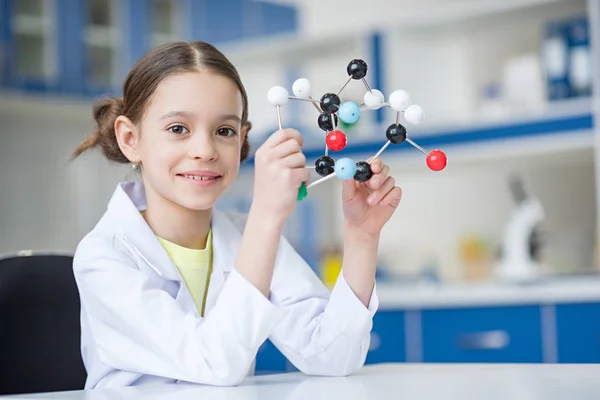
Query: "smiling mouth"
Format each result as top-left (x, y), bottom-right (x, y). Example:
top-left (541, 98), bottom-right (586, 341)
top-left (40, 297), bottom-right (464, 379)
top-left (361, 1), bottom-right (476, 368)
top-left (180, 175), bottom-right (220, 181)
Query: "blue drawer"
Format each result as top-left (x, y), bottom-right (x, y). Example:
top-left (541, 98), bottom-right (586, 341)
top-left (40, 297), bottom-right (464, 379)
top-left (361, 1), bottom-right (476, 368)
top-left (365, 310), bottom-right (406, 364)
top-left (421, 305), bottom-right (543, 363)
top-left (556, 302), bottom-right (600, 363)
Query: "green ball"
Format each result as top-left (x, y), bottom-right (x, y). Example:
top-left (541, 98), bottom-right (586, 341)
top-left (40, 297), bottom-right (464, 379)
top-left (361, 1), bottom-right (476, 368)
top-left (297, 183), bottom-right (308, 201)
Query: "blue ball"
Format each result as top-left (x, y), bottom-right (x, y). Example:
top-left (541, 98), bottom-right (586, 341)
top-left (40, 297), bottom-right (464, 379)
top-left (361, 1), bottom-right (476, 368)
top-left (338, 101), bottom-right (361, 124)
top-left (334, 158), bottom-right (357, 180)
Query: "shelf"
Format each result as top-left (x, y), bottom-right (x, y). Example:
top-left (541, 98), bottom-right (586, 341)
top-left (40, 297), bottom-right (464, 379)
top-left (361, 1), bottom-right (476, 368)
top-left (84, 26), bottom-right (120, 48)
top-left (244, 100), bottom-right (594, 167)
top-left (12, 15), bottom-right (50, 35)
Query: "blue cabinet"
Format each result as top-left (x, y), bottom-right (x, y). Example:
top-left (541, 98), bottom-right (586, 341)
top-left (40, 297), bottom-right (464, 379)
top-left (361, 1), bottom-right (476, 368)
top-left (555, 302), bottom-right (600, 363)
top-left (0, 0), bottom-right (298, 96)
top-left (365, 310), bottom-right (406, 364)
top-left (255, 339), bottom-right (297, 375)
top-left (421, 305), bottom-right (544, 363)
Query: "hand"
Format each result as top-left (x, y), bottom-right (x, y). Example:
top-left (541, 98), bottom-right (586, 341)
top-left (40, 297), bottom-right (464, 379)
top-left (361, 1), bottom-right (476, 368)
top-left (341, 158), bottom-right (402, 236)
top-left (251, 129), bottom-right (310, 224)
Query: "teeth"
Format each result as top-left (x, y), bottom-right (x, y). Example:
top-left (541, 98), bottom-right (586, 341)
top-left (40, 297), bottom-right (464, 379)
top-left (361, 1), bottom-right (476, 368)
top-left (184, 175), bottom-right (216, 181)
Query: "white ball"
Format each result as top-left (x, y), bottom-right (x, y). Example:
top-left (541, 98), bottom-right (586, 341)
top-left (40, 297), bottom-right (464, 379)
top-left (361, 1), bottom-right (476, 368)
top-left (292, 78), bottom-right (312, 97)
top-left (363, 89), bottom-right (385, 109)
top-left (388, 90), bottom-right (411, 112)
top-left (267, 86), bottom-right (289, 106)
top-left (404, 104), bottom-right (425, 124)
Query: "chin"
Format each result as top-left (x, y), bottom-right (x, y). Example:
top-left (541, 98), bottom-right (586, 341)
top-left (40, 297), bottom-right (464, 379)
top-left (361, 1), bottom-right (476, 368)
top-left (177, 196), bottom-right (219, 211)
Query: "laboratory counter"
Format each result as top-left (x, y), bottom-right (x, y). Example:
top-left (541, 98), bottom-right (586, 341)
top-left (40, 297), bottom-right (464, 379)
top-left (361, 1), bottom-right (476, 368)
top-left (374, 275), bottom-right (600, 309)
top-left (4, 363), bottom-right (600, 399)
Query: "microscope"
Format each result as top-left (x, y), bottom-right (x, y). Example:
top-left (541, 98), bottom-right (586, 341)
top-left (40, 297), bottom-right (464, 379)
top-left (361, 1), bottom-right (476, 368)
top-left (495, 175), bottom-right (546, 283)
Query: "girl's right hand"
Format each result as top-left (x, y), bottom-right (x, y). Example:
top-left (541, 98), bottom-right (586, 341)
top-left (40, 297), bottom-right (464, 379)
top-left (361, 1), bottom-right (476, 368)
top-left (251, 129), bottom-right (310, 224)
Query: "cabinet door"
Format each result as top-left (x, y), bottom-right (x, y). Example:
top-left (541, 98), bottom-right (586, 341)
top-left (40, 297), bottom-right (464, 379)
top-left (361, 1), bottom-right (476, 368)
top-left (365, 310), bottom-right (406, 364)
top-left (556, 302), bottom-right (600, 363)
top-left (421, 305), bottom-right (544, 363)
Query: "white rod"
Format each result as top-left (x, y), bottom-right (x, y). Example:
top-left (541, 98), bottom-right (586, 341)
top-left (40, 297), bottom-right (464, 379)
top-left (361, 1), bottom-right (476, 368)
top-left (306, 173), bottom-right (336, 189)
top-left (276, 105), bottom-right (282, 130)
top-left (369, 140), bottom-right (391, 163)
top-left (337, 77), bottom-right (352, 95)
top-left (289, 96), bottom-right (321, 104)
top-left (406, 138), bottom-right (428, 155)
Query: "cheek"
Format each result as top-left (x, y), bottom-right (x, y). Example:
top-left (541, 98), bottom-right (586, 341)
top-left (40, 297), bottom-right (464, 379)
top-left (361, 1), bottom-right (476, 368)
top-left (140, 141), bottom-right (181, 174)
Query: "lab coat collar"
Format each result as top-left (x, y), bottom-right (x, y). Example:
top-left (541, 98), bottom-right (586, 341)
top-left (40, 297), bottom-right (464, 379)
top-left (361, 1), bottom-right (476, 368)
top-left (106, 181), bottom-right (241, 282)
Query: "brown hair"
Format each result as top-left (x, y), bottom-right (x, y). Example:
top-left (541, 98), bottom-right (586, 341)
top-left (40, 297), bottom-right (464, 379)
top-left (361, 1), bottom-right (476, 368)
top-left (71, 41), bottom-right (251, 163)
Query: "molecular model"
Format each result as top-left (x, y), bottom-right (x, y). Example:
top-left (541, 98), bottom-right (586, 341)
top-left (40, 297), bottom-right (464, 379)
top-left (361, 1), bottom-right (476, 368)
top-left (267, 58), bottom-right (447, 200)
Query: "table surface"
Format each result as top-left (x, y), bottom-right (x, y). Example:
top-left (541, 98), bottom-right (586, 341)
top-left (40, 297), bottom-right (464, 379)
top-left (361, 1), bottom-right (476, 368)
top-left (5, 363), bottom-right (600, 400)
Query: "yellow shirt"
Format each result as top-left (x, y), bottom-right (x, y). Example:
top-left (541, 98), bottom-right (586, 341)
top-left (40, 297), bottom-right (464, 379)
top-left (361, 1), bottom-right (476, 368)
top-left (156, 230), bottom-right (213, 317)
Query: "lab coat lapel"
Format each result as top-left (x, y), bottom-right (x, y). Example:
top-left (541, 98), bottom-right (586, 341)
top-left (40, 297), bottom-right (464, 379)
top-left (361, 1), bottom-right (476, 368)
top-left (107, 182), bottom-right (243, 317)
top-left (203, 209), bottom-right (242, 316)
top-left (108, 182), bottom-right (182, 282)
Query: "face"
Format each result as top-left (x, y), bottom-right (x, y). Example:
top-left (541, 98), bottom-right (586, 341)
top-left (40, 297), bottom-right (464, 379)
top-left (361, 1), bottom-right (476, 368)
top-left (118, 70), bottom-right (246, 211)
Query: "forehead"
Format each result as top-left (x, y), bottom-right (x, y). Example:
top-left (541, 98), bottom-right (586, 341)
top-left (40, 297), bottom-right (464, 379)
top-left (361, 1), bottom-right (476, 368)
top-left (147, 71), bottom-right (243, 118)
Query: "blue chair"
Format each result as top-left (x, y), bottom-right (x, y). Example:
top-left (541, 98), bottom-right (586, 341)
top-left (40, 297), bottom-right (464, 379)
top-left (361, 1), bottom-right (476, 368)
top-left (0, 252), bottom-right (87, 395)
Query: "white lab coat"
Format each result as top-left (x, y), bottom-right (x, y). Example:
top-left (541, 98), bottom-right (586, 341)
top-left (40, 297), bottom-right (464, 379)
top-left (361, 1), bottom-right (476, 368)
top-left (73, 181), bottom-right (378, 389)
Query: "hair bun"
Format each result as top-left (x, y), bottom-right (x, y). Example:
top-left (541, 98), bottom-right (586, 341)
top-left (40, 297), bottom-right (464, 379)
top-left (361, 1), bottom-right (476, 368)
top-left (71, 97), bottom-right (129, 163)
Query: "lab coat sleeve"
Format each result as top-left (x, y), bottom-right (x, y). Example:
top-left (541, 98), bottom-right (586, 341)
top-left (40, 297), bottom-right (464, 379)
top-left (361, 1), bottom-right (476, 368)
top-left (267, 235), bottom-right (378, 376)
top-left (73, 235), bottom-right (286, 387)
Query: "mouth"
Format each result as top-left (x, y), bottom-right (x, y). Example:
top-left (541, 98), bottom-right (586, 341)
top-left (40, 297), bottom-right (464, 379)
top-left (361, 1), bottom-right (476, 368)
top-left (177, 171), bottom-right (223, 186)
top-left (179, 174), bottom-right (220, 181)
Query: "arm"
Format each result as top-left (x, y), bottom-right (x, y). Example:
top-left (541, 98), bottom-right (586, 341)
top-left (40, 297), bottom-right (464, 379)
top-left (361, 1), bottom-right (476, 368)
top-left (340, 224), bottom-right (379, 307)
top-left (236, 128), bottom-right (309, 297)
top-left (74, 237), bottom-right (286, 387)
top-left (234, 206), bottom-right (285, 297)
top-left (266, 235), bottom-right (378, 377)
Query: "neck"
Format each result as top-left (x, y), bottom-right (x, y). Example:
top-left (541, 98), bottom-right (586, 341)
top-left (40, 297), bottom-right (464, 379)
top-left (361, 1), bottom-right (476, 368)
top-left (143, 188), bottom-right (212, 250)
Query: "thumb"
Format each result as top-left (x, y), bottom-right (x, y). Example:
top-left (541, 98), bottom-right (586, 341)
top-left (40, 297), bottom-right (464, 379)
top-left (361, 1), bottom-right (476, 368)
top-left (342, 178), bottom-right (358, 202)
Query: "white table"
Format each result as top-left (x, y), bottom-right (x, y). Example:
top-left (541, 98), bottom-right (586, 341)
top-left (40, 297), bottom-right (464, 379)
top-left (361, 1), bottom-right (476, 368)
top-left (5, 363), bottom-right (600, 399)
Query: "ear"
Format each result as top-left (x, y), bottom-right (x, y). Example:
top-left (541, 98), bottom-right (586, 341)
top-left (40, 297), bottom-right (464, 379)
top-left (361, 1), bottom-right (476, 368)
top-left (240, 123), bottom-right (248, 145)
top-left (114, 115), bottom-right (140, 163)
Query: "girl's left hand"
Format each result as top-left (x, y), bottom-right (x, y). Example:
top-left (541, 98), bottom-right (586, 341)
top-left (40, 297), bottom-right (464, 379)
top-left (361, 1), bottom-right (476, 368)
top-left (341, 158), bottom-right (402, 237)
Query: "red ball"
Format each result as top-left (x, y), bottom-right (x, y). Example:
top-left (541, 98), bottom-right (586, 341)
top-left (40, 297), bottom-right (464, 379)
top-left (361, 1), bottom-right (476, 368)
top-left (326, 130), bottom-right (347, 151)
top-left (426, 150), bottom-right (447, 171)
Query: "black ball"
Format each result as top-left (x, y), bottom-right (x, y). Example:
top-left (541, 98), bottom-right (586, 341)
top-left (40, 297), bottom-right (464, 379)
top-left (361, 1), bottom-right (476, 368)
top-left (320, 93), bottom-right (341, 114)
top-left (386, 123), bottom-right (407, 144)
top-left (347, 59), bottom-right (368, 79)
top-left (315, 156), bottom-right (335, 177)
top-left (354, 161), bottom-right (373, 182)
top-left (317, 112), bottom-right (338, 131)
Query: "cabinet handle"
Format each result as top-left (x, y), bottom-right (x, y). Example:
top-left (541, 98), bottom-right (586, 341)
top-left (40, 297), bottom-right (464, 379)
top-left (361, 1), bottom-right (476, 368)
top-left (456, 330), bottom-right (510, 350)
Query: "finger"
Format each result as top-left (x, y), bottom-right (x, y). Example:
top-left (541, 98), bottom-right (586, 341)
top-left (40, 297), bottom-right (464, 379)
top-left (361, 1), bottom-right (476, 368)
top-left (273, 138), bottom-right (303, 159)
top-left (280, 152), bottom-right (306, 169)
top-left (342, 178), bottom-right (358, 202)
top-left (366, 164), bottom-right (390, 191)
top-left (369, 158), bottom-right (384, 174)
top-left (265, 128), bottom-right (304, 148)
top-left (367, 176), bottom-right (396, 205)
top-left (292, 167), bottom-right (311, 187)
top-left (379, 186), bottom-right (403, 208)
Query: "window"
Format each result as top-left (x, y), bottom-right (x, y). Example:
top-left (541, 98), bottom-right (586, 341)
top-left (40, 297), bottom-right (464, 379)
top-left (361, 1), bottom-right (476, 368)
top-left (84, 0), bottom-right (119, 87)
top-left (151, 0), bottom-right (180, 48)
top-left (12, 0), bottom-right (56, 81)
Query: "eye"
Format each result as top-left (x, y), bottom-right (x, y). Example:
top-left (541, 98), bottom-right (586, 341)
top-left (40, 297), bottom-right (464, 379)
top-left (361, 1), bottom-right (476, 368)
top-left (216, 127), bottom-right (236, 137)
top-left (168, 125), bottom-right (189, 135)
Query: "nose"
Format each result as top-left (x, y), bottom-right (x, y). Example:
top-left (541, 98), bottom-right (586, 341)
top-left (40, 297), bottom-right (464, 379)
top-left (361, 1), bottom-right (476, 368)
top-left (188, 131), bottom-right (219, 161)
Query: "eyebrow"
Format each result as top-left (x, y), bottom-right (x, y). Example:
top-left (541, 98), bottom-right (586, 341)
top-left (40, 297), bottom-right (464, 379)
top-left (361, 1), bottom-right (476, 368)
top-left (220, 114), bottom-right (242, 123)
top-left (159, 111), bottom-right (241, 123)
top-left (160, 111), bottom-right (195, 120)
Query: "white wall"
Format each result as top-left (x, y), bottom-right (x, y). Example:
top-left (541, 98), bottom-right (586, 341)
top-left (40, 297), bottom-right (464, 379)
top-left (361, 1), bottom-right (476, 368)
top-left (0, 0), bottom-right (596, 282)
top-left (0, 96), bottom-right (129, 254)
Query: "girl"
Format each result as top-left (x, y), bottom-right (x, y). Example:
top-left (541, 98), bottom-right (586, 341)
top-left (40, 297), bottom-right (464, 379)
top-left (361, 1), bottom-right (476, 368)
top-left (71, 41), bottom-right (402, 389)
